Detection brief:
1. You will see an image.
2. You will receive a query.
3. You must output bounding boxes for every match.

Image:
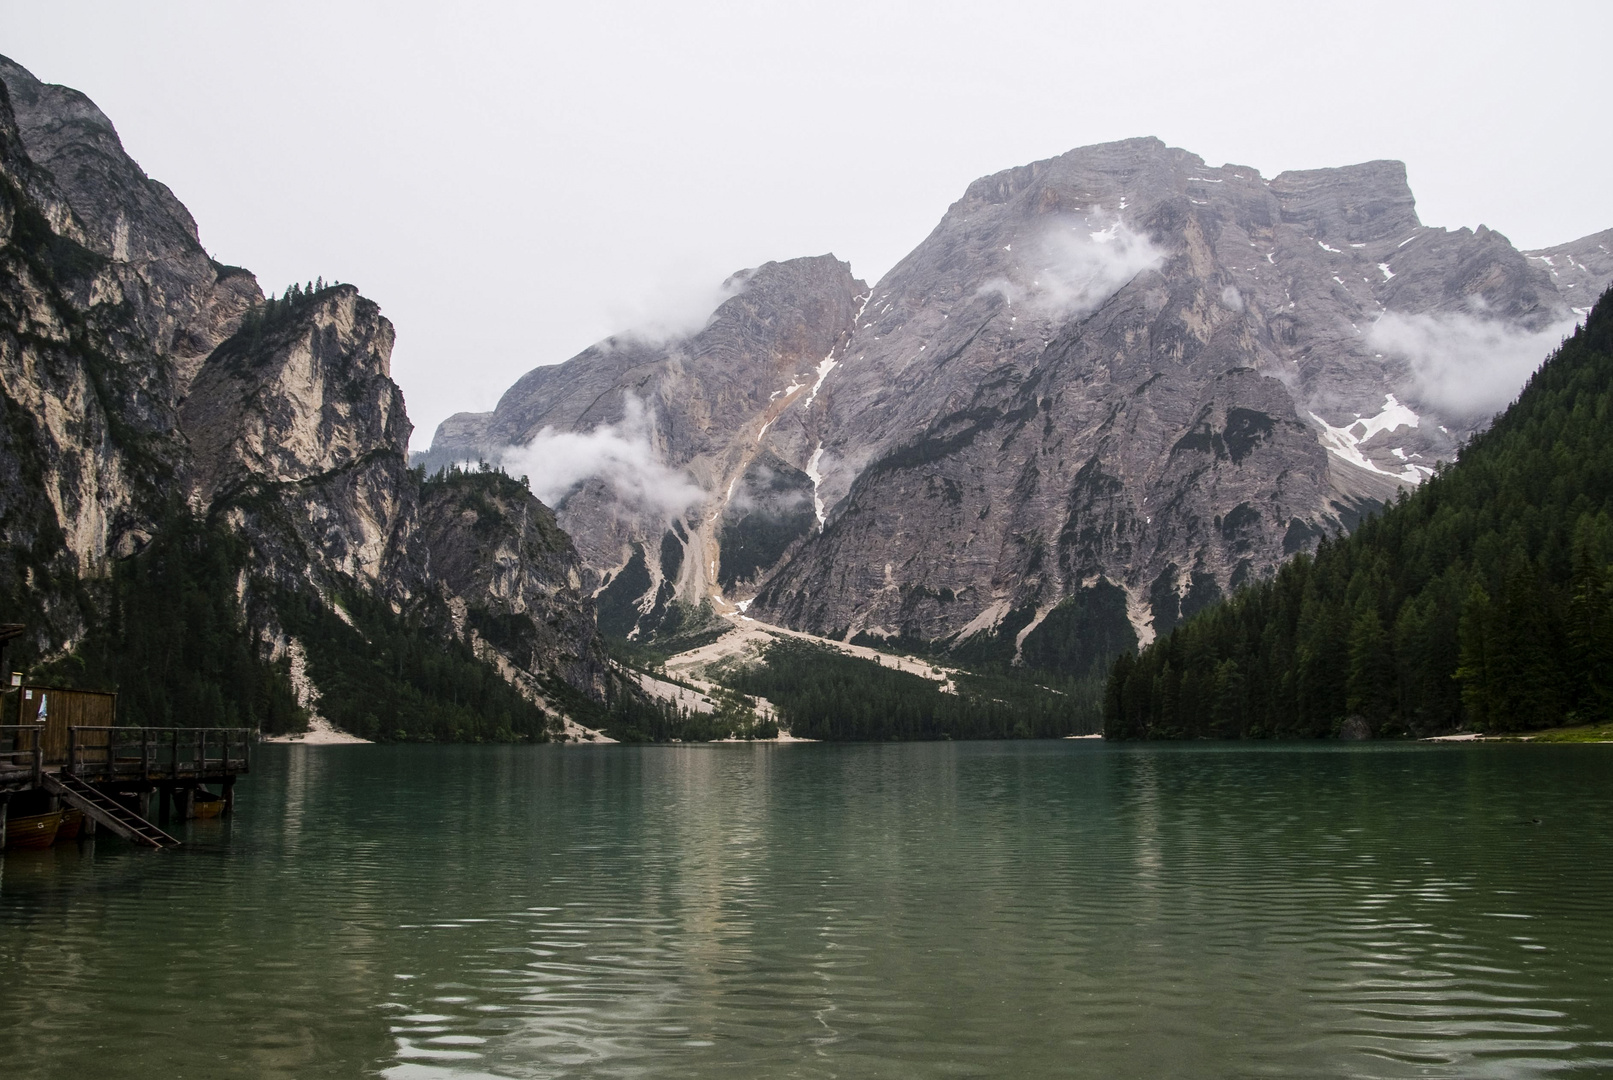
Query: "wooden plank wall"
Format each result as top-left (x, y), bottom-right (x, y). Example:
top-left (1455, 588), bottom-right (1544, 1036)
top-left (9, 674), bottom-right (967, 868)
top-left (20, 687), bottom-right (116, 763)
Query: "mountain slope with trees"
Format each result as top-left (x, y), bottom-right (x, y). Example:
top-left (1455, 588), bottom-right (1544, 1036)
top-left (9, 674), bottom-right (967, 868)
top-left (1105, 287), bottom-right (1613, 739)
top-left (0, 57), bottom-right (613, 739)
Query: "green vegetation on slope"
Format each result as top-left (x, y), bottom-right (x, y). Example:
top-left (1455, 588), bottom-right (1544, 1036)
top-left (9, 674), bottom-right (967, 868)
top-left (21, 506), bottom-right (559, 741)
top-left (274, 586), bottom-right (556, 743)
top-left (1106, 288), bottom-right (1613, 739)
top-left (28, 509), bottom-right (304, 731)
top-left (725, 638), bottom-right (1100, 740)
top-left (582, 637), bottom-right (778, 743)
top-left (595, 681), bottom-right (778, 744)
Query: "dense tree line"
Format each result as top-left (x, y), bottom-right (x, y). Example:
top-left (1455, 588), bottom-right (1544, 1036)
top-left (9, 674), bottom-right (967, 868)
top-left (23, 504), bottom-right (563, 741)
top-left (1106, 288), bottom-right (1613, 739)
top-left (592, 679), bottom-right (779, 743)
top-left (274, 585), bottom-right (557, 742)
top-left (30, 510), bottom-right (304, 731)
top-left (232, 278), bottom-right (342, 351)
top-left (728, 638), bottom-right (1100, 740)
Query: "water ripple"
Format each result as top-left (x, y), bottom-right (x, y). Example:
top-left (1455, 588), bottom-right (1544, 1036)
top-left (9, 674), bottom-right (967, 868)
top-left (2, 742), bottom-right (1611, 1079)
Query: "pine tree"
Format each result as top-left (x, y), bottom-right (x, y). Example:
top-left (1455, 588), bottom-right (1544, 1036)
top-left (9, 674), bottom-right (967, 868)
top-left (1346, 607), bottom-right (1394, 725)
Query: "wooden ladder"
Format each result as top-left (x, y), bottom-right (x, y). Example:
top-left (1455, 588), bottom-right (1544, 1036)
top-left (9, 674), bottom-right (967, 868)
top-left (43, 774), bottom-right (180, 849)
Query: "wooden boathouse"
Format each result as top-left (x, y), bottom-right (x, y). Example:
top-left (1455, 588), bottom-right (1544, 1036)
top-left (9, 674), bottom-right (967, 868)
top-left (0, 624), bottom-right (250, 851)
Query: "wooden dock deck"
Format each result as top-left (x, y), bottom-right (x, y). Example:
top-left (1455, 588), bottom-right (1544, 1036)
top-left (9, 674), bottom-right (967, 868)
top-left (1, 717), bottom-right (252, 850)
top-left (1, 725), bottom-right (251, 790)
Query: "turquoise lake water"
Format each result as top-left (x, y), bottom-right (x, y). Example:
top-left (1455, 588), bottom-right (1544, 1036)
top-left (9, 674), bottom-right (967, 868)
top-left (1, 740), bottom-right (1611, 1078)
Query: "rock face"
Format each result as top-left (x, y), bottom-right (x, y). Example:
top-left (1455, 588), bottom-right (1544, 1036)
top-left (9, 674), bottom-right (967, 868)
top-left (180, 287), bottom-right (418, 599)
top-left (0, 56), bottom-right (260, 646)
top-left (416, 469), bottom-right (606, 698)
top-left (0, 56), bottom-right (605, 707)
top-left (423, 255), bottom-right (866, 637)
top-left (1526, 228), bottom-right (1613, 317)
top-left (0, 55), bottom-right (260, 391)
top-left (757, 142), bottom-right (1604, 649)
top-left (434, 137), bottom-right (1611, 658)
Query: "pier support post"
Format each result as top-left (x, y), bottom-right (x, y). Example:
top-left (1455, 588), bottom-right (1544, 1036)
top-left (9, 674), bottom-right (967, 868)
top-left (0, 792), bottom-right (8, 852)
top-left (222, 775), bottom-right (236, 817)
top-left (177, 784), bottom-right (194, 821)
top-left (157, 783), bottom-right (171, 826)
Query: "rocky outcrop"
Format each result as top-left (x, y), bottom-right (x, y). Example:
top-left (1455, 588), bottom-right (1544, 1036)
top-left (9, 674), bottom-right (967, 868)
top-left (424, 254), bottom-right (865, 637)
top-left (180, 287), bottom-right (417, 598)
top-left (0, 56), bottom-right (605, 709)
top-left (415, 469), bottom-right (607, 698)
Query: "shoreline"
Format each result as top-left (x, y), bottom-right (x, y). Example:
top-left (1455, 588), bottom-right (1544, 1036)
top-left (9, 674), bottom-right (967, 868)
top-left (261, 716), bottom-right (371, 745)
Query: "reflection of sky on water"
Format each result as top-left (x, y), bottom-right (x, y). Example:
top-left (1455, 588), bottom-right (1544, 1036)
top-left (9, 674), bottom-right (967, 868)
top-left (2, 742), bottom-right (1611, 1079)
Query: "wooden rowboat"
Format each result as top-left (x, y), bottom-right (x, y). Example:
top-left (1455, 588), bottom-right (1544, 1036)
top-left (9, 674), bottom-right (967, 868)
top-left (192, 793), bottom-right (224, 819)
top-left (5, 810), bottom-right (62, 850)
top-left (54, 809), bottom-right (84, 842)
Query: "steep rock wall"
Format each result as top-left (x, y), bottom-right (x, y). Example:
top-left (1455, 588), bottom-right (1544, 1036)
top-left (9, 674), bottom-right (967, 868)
top-left (0, 56), bottom-right (606, 708)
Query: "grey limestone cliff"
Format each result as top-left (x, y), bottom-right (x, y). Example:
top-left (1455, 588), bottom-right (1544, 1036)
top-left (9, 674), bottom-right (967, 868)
top-left (433, 137), bottom-right (1610, 664)
top-left (0, 56), bottom-right (605, 712)
top-left (425, 255), bottom-right (865, 638)
top-left (180, 286), bottom-right (418, 601)
top-left (757, 140), bottom-right (1604, 650)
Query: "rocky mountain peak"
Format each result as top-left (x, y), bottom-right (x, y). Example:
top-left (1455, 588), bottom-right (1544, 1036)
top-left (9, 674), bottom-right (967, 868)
top-left (436, 135), bottom-right (1610, 662)
top-left (0, 56), bottom-right (609, 720)
top-left (1269, 159), bottom-right (1420, 244)
top-left (0, 55), bottom-right (203, 260)
top-left (420, 253), bottom-right (865, 635)
top-left (0, 54), bottom-right (261, 394)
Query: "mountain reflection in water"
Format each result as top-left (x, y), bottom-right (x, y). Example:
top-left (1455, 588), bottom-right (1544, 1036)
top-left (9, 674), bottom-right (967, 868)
top-left (2, 741), bottom-right (1610, 1080)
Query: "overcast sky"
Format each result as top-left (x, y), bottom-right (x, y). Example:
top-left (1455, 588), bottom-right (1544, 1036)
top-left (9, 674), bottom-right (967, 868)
top-left (5, 1), bottom-right (1610, 448)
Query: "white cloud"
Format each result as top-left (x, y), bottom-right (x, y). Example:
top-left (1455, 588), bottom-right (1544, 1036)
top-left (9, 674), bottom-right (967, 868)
top-left (978, 214), bottom-right (1166, 322)
top-left (728, 463), bottom-right (812, 517)
top-left (604, 266), bottom-right (753, 346)
top-left (1370, 311), bottom-right (1579, 418)
top-left (500, 397), bottom-right (704, 516)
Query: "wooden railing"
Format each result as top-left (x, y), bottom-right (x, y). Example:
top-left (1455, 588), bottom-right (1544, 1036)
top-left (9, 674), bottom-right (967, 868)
top-left (0, 725), bottom-right (45, 786)
top-left (65, 727), bottom-right (253, 781)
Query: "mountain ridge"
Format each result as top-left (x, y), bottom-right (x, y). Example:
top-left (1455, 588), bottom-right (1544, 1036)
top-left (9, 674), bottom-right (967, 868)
top-left (429, 136), bottom-right (1609, 666)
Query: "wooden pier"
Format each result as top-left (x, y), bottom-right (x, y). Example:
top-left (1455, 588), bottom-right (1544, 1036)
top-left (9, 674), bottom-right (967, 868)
top-left (1, 689), bottom-right (251, 851)
top-left (0, 626), bottom-right (254, 852)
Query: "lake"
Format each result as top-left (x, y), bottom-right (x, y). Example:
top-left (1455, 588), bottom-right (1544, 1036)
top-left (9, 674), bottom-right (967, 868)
top-left (2, 741), bottom-right (1611, 1079)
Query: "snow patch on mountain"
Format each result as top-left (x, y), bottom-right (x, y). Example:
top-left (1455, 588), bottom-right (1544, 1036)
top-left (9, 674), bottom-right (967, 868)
top-left (1311, 395), bottom-right (1431, 483)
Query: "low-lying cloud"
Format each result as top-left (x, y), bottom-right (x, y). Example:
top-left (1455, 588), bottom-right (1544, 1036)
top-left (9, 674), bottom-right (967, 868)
top-left (604, 266), bottom-right (753, 347)
top-left (1370, 311), bottom-right (1579, 418)
top-left (979, 214), bottom-right (1166, 322)
top-left (729, 464), bottom-right (813, 518)
top-left (500, 397), bottom-right (704, 516)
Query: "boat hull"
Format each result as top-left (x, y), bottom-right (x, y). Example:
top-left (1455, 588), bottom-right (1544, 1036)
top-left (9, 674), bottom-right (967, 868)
top-left (55, 809), bottom-right (84, 842)
top-left (5, 810), bottom-right (62, 850)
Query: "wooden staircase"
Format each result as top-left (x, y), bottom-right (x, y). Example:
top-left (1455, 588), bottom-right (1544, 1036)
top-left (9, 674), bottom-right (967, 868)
top-left (42, 774), bottom-right (180, 849)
